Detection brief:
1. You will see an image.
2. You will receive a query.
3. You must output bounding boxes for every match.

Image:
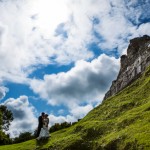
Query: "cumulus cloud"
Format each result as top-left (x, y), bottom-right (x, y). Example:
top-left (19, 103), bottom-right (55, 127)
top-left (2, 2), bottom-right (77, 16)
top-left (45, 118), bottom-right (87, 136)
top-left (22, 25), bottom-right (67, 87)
top-left (48, 104), bottom-right (93, 126)
top-left (0, 0), bottom-right (93, 84)
top-left (70, 104), bottom-right (93, 119)
top-left (30, 54), bottom-right (119, 107)
top-left (0, 0), bottom-right (149, 84)
top-left (3, 96), bottom-right (37, 138)
top-left (135, 23), bottom-right (150, 36)
top-left (48, 114), bottom-right (76, 127)
top-left (0, 1), bottom-right (55, 83)
top-left (0, 23), bottom-right (6, 46)
top-left (0, 86), bottom-right (9, 100)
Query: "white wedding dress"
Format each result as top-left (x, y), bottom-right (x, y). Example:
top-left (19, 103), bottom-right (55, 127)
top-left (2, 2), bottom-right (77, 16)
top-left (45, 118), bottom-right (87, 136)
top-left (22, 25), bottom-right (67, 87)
top-left (37, 118), bottom-right (49, 140)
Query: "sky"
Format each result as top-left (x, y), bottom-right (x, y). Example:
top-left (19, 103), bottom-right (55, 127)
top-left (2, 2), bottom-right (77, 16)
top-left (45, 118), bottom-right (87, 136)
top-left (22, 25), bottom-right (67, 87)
top-left (0, 0), bottom-right (149, 138)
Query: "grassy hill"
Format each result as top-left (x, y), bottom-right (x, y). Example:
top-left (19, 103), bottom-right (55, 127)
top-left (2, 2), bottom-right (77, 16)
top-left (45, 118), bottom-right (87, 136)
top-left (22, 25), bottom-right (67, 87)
top-left (1, 66), bottom-right (150, 150)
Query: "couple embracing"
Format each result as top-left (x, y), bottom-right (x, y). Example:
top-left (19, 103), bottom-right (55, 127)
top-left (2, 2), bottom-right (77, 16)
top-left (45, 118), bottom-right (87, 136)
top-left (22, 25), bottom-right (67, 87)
top-left (36, 112), bottom-right (50, 140)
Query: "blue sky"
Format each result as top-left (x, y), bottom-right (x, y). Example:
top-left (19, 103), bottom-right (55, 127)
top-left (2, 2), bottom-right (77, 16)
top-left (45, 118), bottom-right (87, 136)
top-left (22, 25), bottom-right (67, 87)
top-left (0, 0), bottom-right (149, 137)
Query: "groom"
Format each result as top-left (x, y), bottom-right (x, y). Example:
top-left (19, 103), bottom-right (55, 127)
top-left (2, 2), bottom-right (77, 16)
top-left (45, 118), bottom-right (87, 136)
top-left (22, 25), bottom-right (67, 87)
top-left (36, 112), bottom-right (45, 137)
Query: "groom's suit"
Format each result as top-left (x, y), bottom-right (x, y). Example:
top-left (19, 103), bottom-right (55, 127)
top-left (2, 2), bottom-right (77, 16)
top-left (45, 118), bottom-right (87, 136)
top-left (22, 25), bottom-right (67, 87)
top-left (36, 115), bottom-right (43, 137)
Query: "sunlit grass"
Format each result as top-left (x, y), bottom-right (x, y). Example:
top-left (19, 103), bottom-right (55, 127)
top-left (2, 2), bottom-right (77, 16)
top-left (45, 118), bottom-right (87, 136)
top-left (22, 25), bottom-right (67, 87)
top-left (1, 66), bottom-right (150, 150)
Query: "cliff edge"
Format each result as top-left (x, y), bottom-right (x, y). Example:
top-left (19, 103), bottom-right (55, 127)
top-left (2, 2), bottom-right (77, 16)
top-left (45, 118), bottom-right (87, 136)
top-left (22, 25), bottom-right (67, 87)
top-left (104, 35), bottom-right (150, 100)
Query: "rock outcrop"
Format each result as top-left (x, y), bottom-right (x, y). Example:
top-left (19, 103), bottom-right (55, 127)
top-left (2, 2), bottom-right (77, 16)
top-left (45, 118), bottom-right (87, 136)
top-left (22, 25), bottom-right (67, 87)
top-left (104, 35), bottom-right (150, 100)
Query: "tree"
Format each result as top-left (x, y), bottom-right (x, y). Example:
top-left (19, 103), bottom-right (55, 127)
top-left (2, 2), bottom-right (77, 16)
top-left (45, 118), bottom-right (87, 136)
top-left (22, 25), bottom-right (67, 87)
top-left (49, 122), bottom-right (72, 133)
top-left (0, 130), bottom-right (12, 145)
top-left (0, 105), bottom-right (13, 145)
top-left (13, 132), bottom-right (34, 143)
top-left (0, 105), bottom-right (13, 131)
top-left (0, 110), bottom-right (2, 130)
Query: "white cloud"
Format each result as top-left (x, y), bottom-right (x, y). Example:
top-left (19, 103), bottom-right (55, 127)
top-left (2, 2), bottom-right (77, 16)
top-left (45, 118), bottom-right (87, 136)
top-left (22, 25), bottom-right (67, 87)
top-left (0, 86), bottom-right (9, 100)
top-left (0, 0), bottom-right (149, 84)
top-left (0, 1), bottom-right (55, 83)
top-left (48, 105), bottom-right (92, 125)
top-left (58, 109), bottom-right (65, 115)
top-left (48, 104), bottom-right (93, 127)
top-left (30, 54), bottom-right (119, 107)
top-left (136, 23), bottom-right (150, 36)
top-left (48, 114), bottom-right (76, 127)
top-left (28, 0), bottom-right (71, 40)
top-left (91, 0), bottom-right (150, 55)
top-left (3, 96), bottom-right (37, 138)
top-left (70, 104), bottom-right (93, 119)
top-left (0, 0), bottom-right (93, 84)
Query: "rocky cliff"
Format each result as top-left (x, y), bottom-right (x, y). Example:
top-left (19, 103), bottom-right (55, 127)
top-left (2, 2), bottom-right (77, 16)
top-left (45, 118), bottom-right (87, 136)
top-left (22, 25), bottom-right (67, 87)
top-left (104, 35), bottom-right (150, 100)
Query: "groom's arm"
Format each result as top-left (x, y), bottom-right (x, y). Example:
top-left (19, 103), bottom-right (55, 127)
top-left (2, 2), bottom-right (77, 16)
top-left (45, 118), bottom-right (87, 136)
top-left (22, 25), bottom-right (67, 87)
top-left (39, 116), bottom-right (43, 125)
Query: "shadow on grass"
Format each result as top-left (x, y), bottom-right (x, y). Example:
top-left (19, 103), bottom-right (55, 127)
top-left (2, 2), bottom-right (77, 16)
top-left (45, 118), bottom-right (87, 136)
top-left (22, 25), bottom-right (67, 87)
top-left (35, 137), bottom-right (49, 150)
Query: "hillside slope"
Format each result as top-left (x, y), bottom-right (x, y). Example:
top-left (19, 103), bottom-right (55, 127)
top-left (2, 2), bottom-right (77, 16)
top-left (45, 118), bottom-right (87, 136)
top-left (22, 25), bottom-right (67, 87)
top-left (1, 65), bottom-right (150, 150)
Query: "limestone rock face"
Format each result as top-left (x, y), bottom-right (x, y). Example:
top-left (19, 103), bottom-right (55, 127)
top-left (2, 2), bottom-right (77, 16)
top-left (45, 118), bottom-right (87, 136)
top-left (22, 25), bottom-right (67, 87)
top-left (104, 35), bottom-right (150, 100)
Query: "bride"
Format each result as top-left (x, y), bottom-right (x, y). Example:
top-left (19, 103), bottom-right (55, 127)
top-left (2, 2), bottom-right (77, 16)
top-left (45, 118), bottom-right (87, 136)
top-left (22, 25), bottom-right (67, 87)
top-left (36, 114), bottom-right (50, 140)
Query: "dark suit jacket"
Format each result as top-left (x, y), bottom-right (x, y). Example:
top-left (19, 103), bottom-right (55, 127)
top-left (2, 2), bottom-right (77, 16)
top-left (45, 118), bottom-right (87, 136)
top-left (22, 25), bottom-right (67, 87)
top-left (38, 116), bottom-right (43, 127)
top-left (36, 115), bottom-right (43, 137)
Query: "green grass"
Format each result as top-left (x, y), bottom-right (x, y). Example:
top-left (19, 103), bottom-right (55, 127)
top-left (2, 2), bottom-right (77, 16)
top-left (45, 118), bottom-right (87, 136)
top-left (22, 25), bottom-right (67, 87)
top-left (1, 66), bottom-right (150, 150)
